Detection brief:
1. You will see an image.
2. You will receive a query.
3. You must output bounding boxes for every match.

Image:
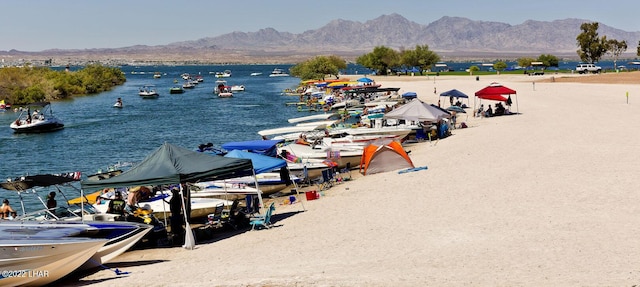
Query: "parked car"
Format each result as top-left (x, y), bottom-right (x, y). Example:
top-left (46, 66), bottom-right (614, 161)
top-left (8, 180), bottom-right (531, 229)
top-left (575, 63), bottom-right (602, 74)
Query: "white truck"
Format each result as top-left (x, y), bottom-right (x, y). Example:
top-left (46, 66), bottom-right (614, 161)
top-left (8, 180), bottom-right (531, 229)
top-left (575, 63), bottom-right (602, 74)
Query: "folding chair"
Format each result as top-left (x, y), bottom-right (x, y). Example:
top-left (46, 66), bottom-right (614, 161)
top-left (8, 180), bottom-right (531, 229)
top-left (249, 202), bottom-right (275, 230)
top-left (339, 162), bottom-right (352, 181)
top-left (316, 169), bottom-right (335, 191)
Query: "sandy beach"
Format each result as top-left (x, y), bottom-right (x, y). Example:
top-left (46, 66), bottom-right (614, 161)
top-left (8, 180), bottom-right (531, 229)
top-left (68, 71), bottom-right (640, 287)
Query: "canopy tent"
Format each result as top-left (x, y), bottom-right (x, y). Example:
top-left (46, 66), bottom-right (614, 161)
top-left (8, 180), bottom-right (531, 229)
top-left (401, 92), bottom-right (417, 99)
top-left (224, 149), bottom-right (286, 174)
top-left (439, 89), bottom-right (470, 107)
top-left (81, 143), bottom-right (254, 192)
top-left (80, 142), bottom-right (257, 250)
top-left (383, 98), bottom-right (450, 123)
top-left (221, 139), bottom-right (283, 157)
top-left (439, 89), bottom-right (469, 99)
top-left (474, 82), bottom-right (519, 114)
top-left (357, 77), bottom-right (374, 83)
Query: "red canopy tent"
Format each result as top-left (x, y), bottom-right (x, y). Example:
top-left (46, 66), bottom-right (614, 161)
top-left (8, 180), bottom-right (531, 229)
top-left (474, 82), bottom-right (518, 114)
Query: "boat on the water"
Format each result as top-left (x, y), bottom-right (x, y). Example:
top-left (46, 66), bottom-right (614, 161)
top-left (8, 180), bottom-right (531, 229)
top-left (113, 97), bottom-right (123, 108)
top-left (139, 85), bottom-right (159, 98)
top-left (230, 85), bottom-right (245, 92)
top-left (10, 102), bottom-right (64, 133)
top-left (214, 70), bottom-right (232, 78)
top-left (170, 86), bottom-right (185, 94)
top-left (250, 72), bottom-right (262, 76)
top-left (269, 68), bottom-right (289, 77)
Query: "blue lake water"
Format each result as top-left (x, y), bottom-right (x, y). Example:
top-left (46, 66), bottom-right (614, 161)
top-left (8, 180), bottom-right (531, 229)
top-left (0, 64), bottom-right (314, 210)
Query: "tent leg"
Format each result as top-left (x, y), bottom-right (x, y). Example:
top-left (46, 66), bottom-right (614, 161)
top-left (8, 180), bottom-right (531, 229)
top-left (179, 185), bottom-right (195, 250)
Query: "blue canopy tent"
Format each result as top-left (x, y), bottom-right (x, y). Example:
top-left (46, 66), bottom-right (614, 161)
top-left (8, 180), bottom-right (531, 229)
top-left (439, 89), bottom-right (470, 107)
top-left (357, 77), bottom-right (373, 83)
top-left (224, 150), bottom-right (286, 174)
top-left (221, 140), bottom-right (283, 157)
top-left (401, 92), bottom-right (418, 100)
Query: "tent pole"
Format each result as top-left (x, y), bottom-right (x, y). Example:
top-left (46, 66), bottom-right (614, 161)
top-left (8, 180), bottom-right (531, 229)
top-left (180, 184), bottom-right (195, 250)
top-left (251, 169), bottom-right (264, 214)
top-left (286, 165), bottom-right (305, 212)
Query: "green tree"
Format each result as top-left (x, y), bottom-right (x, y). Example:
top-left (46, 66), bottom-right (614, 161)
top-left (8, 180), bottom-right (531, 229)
top-left (289, 55), bottom-right (347, 80)
top-left (399, 45), bottom-right (440, 74)
top-left (576, 22), bottom-right (608, 63)
top-left (537, 54), bottom-right (559, 67)
top-left (606, 39), bottom-right (627, 70)
top-left (493, 61), bottom-right (507, 73)
top-left (356, 46), bottom-right (399, 75)
top-left (517, 57), bottom-right (536, 68)
top-left (468, 65), bottom-right (480, 75)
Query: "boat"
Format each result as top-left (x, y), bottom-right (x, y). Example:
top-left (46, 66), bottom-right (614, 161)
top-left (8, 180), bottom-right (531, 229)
top-left (250, 72), bottom-right (262, 76)
top-left (0, 99), bottom-right (10, 111)
top-left (215, 81), bottom-right (233, 98)
top-left (0, 173), bottom-right (156, 270)
top-left (10, 102), bottom-right (64, 133)
top-left (269, 68), bottom-right (289, 77)
top-left (153, 72), bottom-right (162, 79)
top-left (113, 98), bottom-right (123, 108)
top-left (0, 237), bottom-right (107, 286)
top-left (170, 86), bottom-right (185, 94)
top-left (139, 85), bottom-right (159, 98)
top-left (230, 85), bottom-right (245, 92)
top-left (93, 188), bottom-right (233, 220)
top-left (214, 70), bottom-right (232, 78)
top-left (182, 82), bottom-right (196, 89)
top-left (278, 142), bottom-right (363, 170)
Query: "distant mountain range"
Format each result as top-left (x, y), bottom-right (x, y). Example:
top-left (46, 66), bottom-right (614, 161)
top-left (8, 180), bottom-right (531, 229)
top-left (3, 14), bottom-right (639, 64)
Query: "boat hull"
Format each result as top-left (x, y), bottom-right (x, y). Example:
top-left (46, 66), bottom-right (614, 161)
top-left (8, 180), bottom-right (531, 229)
top-left (10, 121), bottom-right (64, 133)
top-left (0, 238), bottom-right (106, 286)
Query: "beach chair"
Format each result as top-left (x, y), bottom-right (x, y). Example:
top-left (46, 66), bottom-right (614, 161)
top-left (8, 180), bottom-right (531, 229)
top-left (316, 169), bottom-right (335, 191)
top-left (249, 202), bottom-right (275, 230)
top-left (206, 203), bottom-right (225, 228)
top-left (339, 162), bottom-right (352, 181)
top-left (415, 128), bottom-right (428, 141)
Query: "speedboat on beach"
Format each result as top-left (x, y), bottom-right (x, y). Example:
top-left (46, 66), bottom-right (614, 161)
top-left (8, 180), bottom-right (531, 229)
top-left (0, 237), bottom-right (107, 286)
top-left (10, 102), bottom-right (64, 133)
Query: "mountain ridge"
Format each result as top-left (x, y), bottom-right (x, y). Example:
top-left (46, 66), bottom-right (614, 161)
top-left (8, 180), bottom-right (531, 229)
top-left (2, 15), bottom-right (639, 64)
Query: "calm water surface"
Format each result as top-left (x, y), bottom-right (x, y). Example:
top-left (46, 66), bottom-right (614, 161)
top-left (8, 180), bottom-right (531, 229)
top-left (0, 64), bottom-right (311, 209)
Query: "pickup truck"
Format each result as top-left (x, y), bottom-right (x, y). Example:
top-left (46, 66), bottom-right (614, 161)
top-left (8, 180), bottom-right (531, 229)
top-left (575, 63), bottom-right (602, 74)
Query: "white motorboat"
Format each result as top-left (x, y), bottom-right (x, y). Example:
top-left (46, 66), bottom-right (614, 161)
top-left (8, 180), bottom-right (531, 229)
top-left (278, 142), bottom-right (363, 170)
top-left (0, 173), bottom-right (155, 271)
top-left (10, 102), bottom-right (64, 133)
top-left (250, 72), bottom-right (262, 76)
top-left (139, 85), bottom-right (159, 98)
top-left (93, 188), bottom-right (233, 220)
top-left (214, 70), bottom-right (232, 78)
top-left (194, 172), bottom-right (301, 197)
top-left (230, 85), bottom-right (245, 92)
top-left (269, 68), bottom-right (289, 77)
top-left (0, 237), bottom-right (107, 286)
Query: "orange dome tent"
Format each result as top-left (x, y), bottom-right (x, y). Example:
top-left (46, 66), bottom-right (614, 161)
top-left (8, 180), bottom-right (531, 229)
top-left (360, 141), bottom-right (414, 175)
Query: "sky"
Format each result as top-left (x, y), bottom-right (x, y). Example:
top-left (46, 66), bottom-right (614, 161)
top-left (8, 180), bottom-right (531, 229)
top-left (2, 0), bottom-right (639, 52)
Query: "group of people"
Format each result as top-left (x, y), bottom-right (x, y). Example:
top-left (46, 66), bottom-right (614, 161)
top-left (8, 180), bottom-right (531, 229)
top-left (476, 102), bottom-right (510, 118)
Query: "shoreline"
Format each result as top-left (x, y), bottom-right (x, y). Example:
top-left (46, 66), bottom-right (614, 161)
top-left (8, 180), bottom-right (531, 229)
top-left (66, 72), bottom-right (640, 286)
